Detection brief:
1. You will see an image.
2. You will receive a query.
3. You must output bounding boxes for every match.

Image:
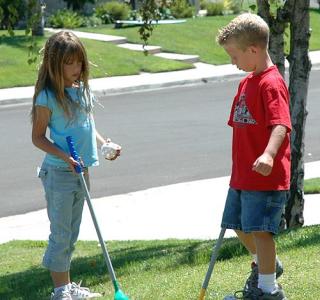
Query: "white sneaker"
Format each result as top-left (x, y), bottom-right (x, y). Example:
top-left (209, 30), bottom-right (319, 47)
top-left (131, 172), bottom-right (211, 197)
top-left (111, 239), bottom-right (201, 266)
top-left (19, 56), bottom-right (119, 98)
top-left (69, 282), bottom-right (102, 299)
top-left (51, 289), bottom-right (72, 300)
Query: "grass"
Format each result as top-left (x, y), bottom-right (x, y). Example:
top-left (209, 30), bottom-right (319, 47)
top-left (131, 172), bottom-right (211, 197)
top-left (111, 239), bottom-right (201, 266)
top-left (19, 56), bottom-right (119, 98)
top-left (1, 9), bottom-right (320, 88)
top-left (0, 31), bottom-right (191, 89)
top-left (79, 9), bottom-right (320, 65)
top-left (304, 177), bottom-right (320, 194)
top-left (78, 15), bottom-right (235, 65)
top-left (0, 225), bottom-right (320, 299)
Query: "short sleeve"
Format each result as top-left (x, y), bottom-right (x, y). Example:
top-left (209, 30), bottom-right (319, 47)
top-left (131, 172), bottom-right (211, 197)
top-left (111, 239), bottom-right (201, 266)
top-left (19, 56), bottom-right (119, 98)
top-left (262, 84), bottom-right (291, 132)
top-left (35, 89), bottom-right (54, 112)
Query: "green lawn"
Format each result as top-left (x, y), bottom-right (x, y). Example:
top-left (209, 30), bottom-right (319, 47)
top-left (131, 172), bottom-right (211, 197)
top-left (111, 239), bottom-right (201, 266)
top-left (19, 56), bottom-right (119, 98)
top-left (1, 9), bottom-right (319, 89)
top-left (305, 177), bottom-right (320, 194)
top-left (79, 9), bottom-right (320, 65)
top-left (0, 31), bottom-right (191, 89)
top-left (79, 15), bottom-right (235, 65)
top-left (0, 225), bottom-right (319, 299)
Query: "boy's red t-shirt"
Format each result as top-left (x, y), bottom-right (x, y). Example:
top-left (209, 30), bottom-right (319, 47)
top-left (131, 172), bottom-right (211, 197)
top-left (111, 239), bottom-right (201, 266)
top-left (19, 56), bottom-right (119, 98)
top-left (228, 65), bottom-right (291, 191)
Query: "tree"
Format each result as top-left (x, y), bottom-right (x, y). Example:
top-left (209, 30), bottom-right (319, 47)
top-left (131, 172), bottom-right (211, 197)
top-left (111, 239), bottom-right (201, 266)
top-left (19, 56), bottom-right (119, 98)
top-left (256, 0), bottom-right (311, 228)
top-left (63, 0), bottom-right (96, 11)
top-left (28, 0), bottom-right (46, 36)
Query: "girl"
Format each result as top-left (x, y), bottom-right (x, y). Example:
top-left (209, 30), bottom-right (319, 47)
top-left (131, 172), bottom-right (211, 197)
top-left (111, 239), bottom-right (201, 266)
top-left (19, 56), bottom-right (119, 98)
top-left (31, 31), bottom-right (121, 300)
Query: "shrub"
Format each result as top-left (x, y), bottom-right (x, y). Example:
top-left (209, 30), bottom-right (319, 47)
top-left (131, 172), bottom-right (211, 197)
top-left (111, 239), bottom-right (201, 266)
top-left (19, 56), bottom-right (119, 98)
top-left (230, 1), bottom-right (242, 14)
top-left (158, 6), bottom-right (174, 20)
top-left (95, 1), bottom-right (130, 24)
top-left (83, 14), bottom-right (103, 27)
top-left (128, 9), bottom-right (140, 21)
top-left (224, 0), bottom-right (241, 14)
top-left (170, 0), bottom-right (194, 19)
top-left (200, 0), bottom-right (208, 10)
top-left (63, 0), bottom-right (95, 11)
top-left (47, 9), bottom-right (85, 29)
top-left (206, 1), bottom-right (224, 16)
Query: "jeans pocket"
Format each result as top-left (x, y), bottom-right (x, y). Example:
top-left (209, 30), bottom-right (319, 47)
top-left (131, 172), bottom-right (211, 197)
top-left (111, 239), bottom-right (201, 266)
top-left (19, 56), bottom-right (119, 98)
top-left (37, 168), bottom-right (47, 179)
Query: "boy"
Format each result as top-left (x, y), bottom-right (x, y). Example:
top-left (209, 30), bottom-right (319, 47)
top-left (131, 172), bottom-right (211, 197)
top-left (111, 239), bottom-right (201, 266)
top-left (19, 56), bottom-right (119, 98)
top-left (216, 13), bottom-right (291, 300)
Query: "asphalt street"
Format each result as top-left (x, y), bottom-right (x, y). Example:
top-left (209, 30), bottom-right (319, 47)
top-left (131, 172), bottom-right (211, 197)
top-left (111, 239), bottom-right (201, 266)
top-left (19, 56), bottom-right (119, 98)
top-left (1, 70), bottom-right (320, 217)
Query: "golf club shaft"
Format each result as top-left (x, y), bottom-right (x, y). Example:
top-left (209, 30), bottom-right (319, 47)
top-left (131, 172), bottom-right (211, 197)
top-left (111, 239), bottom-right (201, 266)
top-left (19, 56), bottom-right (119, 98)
top-left (66, 136), bottom-right (119, 290)
top-left (199, 228), bottom-right (226, 300)
top-left (78, 172), bottom-right (118, 285)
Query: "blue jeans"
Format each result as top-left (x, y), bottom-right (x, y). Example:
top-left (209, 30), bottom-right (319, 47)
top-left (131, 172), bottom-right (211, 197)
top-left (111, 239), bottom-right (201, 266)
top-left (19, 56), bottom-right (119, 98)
top-left (38, 163), bottom-right (89, 272)
top-left (221, 188), bottom-right (287, 234)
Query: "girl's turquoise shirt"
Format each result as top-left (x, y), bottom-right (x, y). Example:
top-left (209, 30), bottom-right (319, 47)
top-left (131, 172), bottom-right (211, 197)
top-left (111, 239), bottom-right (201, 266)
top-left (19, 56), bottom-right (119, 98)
top-left (35, 85), bottom-right (99, 168)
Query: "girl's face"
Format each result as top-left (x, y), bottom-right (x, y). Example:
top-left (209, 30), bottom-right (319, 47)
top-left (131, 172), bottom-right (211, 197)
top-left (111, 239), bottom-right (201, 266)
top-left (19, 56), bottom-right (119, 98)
top-left (223, 42), bottom-right (257, 73)
top-left (63, 58), bottom-right (83, 87)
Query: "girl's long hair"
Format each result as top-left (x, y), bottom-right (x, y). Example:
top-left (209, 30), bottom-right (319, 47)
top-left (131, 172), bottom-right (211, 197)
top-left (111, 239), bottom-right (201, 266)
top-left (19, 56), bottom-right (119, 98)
top-left (31, 31), bottom-right (92, 123)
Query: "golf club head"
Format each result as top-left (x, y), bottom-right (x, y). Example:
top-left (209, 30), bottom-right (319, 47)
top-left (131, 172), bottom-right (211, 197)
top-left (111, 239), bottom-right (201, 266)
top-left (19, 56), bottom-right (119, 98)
top-left (114, 289), bottom-right (130, 300)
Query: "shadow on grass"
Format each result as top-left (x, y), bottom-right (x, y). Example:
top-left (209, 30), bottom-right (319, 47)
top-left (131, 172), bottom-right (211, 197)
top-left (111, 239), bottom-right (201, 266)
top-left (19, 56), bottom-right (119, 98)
top-left (0, 225), bottom-right (319, 299)
top-left (310, 7), bottom-right (320, 14)
top-left (0, 34), bottom-right (43, 51)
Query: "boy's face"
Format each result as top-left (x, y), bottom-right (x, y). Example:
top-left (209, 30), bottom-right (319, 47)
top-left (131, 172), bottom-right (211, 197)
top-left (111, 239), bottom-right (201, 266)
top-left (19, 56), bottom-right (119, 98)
top-left (223, 41), bottom-right (257, 73)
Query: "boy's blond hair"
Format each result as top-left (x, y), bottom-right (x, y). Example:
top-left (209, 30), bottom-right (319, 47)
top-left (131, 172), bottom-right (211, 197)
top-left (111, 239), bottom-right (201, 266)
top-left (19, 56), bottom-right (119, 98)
top-left (216, 13), bottom-right (269, 50)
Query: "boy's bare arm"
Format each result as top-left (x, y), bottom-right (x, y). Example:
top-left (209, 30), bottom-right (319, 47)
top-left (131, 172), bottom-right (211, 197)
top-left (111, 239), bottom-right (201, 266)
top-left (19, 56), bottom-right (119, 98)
top-left (252, 125), bottom-right (287, 176)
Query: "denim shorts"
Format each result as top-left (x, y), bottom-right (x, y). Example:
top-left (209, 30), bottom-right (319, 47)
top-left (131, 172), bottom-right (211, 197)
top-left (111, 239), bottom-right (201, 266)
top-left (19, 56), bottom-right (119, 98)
top-left (38, 163), bottom-right (89, 272)
top-left (221, 188), bottom-right (287, 234)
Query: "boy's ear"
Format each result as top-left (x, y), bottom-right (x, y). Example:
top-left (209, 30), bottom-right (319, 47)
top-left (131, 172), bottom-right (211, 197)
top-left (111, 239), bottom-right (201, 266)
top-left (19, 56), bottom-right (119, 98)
top-left (248, 45), bottom-right (258, 54)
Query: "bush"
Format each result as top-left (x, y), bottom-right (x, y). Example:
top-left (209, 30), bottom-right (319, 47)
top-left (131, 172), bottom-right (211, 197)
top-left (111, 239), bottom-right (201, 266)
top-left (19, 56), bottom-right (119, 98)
top-left (199, 0), bottom-right (208, 10)
top-left (83, 14), bottom-right (103, 27)
top-left (170, 0), bottom-right (194, 19)
top-left (63, 0), bottom-right (95, 11)
top-left (0, 0), bottom-right (26, 29)
top-left (206, 1), bottom-right (224, 16)
top-left (47, 9), bottom-right (85, 29)
top-left (224, 0), bottom-right (241, 14)
top-left (158, 6), bottom-right (174, 20)
top-left (95, 1), bottom-right (130, 24)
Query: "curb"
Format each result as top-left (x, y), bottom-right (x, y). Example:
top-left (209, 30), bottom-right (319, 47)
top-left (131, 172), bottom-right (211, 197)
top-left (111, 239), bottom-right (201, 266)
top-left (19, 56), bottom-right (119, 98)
top-left (1, 58), bottom-right (320, 106)
top-left (0, 65), bottom-right (245, 106)
top-left (92, 73), bottom-right (245, 98)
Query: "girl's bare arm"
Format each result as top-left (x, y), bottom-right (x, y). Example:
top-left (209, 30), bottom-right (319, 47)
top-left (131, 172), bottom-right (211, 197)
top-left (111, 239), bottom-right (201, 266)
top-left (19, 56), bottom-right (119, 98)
top-left (32, 106), bottom-right (79, 168)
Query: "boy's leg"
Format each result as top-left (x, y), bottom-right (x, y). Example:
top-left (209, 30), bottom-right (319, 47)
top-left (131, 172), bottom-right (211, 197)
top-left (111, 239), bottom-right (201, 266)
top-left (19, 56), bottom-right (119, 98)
top-left (253, 231), bottom-right (275, 274)
top-left (240, 191), bottom-right (287, 299)
top-left (235, 230), bottom-right (256, 255)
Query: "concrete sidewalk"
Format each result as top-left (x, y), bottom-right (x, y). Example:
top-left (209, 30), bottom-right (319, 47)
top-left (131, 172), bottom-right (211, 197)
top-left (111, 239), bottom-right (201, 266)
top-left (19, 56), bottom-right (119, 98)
top-left (0, 161), bottom-right (319, 244)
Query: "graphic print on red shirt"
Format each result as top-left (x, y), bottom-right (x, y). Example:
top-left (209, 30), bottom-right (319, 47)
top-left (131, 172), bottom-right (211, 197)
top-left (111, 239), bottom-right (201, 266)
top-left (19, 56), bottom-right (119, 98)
top-left (233, 93), bottom-right (257, 125)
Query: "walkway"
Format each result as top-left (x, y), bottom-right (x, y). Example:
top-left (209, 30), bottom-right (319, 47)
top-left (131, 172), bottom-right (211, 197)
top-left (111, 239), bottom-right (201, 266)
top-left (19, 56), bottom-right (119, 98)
top-left (0, 161), bottom-right (319, 244)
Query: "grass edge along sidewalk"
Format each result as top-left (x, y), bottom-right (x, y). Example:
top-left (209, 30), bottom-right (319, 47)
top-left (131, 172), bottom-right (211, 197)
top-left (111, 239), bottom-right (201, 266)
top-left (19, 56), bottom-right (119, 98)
top-left (0, 225), bottom-right (319, 299)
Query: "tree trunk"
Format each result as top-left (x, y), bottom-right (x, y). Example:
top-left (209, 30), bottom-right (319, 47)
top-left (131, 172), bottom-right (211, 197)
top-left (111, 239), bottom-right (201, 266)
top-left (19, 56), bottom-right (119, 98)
top-left (31, 0), bottom-right (45, 36)
top-left (285, 0), bottom-right (311, 228)
top-left (257, 0), bottom-right (288, 76)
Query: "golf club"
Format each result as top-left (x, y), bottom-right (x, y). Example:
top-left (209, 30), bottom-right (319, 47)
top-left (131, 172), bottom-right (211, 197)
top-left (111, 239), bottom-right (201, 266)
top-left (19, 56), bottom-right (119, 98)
top-left (199, 228), bottom-right (226, 300)
top-left (66, 136), bottom-right (130, 300)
